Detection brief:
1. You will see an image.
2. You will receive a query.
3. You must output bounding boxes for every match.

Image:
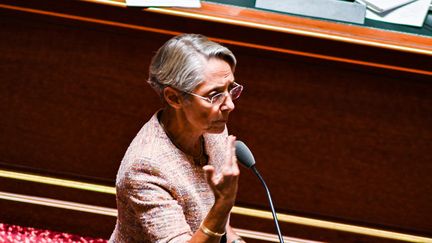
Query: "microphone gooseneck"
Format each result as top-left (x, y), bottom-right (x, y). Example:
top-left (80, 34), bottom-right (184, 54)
top-left (235, 140), bottom-right (284, 243)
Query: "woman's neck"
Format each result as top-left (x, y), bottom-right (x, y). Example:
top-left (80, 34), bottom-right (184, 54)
top-left (159, 109), bottom-right (203, 159)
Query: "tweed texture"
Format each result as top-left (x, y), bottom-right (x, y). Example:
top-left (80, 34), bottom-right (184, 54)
top-left (109, 111), bottom-right (228, 242)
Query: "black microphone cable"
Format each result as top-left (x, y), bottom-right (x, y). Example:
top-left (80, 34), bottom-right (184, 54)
top-left (235, 140), bottom-right (285, 243)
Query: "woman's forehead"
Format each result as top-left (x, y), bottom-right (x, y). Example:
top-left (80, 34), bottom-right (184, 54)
top-left (204, 59), bottom-right (234, 80)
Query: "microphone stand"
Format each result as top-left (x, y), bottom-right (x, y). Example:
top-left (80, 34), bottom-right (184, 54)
top-left (250, 165), bottom-right (284, 243)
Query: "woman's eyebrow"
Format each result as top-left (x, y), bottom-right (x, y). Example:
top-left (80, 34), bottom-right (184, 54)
top-left (200, 78), bottom-right (235, 94)
top-left (205, 83), bottom-right (229, 92)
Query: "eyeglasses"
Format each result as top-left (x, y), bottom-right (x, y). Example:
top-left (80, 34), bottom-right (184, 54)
top-left (184, 82), bottom-right (243, 105)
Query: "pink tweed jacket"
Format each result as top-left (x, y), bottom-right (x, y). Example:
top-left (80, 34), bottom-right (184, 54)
top-left (109, 111), bottom-right (228, 242)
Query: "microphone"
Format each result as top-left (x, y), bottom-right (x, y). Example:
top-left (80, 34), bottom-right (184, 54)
top-left (235, 140), bottom-right (285, 243)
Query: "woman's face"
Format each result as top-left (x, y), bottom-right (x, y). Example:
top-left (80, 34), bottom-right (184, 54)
top-left (182, 58), bottom-right (236, 134)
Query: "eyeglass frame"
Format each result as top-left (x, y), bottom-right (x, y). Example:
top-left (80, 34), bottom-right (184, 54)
top-left (182, 82), bottom-right (243, 105)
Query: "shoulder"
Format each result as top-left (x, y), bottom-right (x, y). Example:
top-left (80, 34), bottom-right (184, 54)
top-left (115, 112), bottom-right (173, 185)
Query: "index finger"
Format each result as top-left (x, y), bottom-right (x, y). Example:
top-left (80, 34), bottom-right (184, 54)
top-left (225, 135), bottom-right (237, 168)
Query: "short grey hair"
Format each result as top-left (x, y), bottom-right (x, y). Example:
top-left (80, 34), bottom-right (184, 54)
top-left (147, 33), bottom-right (236, 98)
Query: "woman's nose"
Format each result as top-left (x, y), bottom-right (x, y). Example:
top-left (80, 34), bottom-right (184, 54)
top-left (221, 94), bottom-right (235, 111)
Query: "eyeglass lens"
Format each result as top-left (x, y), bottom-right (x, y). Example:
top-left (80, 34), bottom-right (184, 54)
top-left (211, 84), bottom-right (243, 104)
top-left (230, 85), bottom-right (243, 99)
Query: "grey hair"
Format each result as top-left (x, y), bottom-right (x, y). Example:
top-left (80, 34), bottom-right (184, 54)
top-left (147, 33), bottom-right (236, 98)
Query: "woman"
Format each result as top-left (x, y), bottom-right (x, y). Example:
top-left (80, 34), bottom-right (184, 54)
top-left (109, 33), bottom-right (245, 242)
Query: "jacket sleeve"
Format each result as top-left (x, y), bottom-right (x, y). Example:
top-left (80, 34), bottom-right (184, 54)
top-left (117, 158), bottom-right (192, 243)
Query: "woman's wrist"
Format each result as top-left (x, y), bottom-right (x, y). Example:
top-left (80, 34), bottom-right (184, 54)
top-left (199, 222), bottom-right (225, 238)
top-left (211, 198), bottom-right (235, 217)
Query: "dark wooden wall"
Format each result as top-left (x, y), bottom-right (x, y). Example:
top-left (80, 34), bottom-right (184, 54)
top-left (1, 0), bottom-right (431, 242)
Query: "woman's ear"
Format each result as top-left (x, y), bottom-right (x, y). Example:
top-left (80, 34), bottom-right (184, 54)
top-left (163, 87), bottom-right (183, 109)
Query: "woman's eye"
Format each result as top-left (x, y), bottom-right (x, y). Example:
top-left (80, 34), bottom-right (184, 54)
top-left (208, 91), bottom-right (220, 98)
top-left (210, 93), bottom-right (224, 103)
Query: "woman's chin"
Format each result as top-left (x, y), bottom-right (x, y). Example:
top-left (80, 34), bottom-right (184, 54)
top-left (206, 124), bottom-right (226, 134)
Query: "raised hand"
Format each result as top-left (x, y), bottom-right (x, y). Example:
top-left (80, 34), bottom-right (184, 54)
top-left (203, 135), bottom-right (240, 207)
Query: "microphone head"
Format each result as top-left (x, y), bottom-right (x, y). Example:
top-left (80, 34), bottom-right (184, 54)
top-left (235, 140), bottom-right (256, 168)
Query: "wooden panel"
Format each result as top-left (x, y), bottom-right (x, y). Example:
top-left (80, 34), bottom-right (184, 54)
top-left (0, 6), bottom-right (161, 181)
top-left (231, 50), bottom-right (432, 236)
top-left (1, 0), bottom-right (431, 242)
top-left (160, 1), bottom-right (432, 53)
